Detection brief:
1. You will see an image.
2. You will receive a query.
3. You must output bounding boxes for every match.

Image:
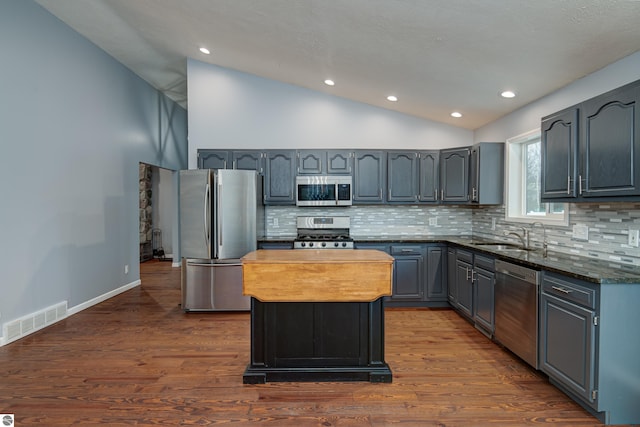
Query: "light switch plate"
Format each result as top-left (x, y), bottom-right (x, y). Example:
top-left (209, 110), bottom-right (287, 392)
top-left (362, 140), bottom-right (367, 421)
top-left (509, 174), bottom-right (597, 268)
top-left (629, 229), bottom-right (639, 247)
top-left (429, 217), bottom-right (437, 226)
top-left (572, 224), bottom-right (589, 241)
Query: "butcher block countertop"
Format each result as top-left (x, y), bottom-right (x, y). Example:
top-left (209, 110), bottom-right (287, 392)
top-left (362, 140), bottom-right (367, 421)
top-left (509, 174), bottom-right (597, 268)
top-left (241, 249), bottom-right (394, 302)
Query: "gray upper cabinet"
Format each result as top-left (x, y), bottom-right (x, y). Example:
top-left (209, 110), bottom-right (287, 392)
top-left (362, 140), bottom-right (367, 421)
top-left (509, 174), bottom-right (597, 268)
top-left (264, 150), bottom-right (296, 204)
top-left (440, 147), bottom-right (470, 203)
top-left (469, 143), bottom-right (504, 205)
top-left (233, 151), bottom-right (263, 172)
top-left (297, 150), bottom-right (353, 175)
top-left (198, 150), bottom-right (229, 169)
top-left (541, 78), bottom-right (640, 202)
top-left (581, 82), bottom-right (640, 198)
top-left (541, 108), bottom-right (579, 199)
top-left (297, 150), bottom-right (325, 174)
top-left (418, 151), bottom-right (440, 203)
top-left (387, 151), bottom-right (419, 202)
top-left (353, 150), bottom-right (386, 204)
top-left (326, 150), bottom-right (353, 174)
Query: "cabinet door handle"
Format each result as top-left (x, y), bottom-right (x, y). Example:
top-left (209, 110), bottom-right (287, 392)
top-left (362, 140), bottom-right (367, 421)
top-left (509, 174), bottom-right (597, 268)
top-left (441, 189), bottom-right (444, 200)
top-left (401, 249), bottom-right (414, 253)
top-left (552, 285), bottom-right (572, 294)
top-left (579, 175), bottom-right (583, 195)
top-left (567, 176), bottom-right (571, 195)
top-left (434, 189), bottom-right (438, 201)
top-left (472, 187), bottom-right (477, 200)
top-left (471, 269), bottom-right (477, 282)
top-left (466, 266), bottom-right (471, 281)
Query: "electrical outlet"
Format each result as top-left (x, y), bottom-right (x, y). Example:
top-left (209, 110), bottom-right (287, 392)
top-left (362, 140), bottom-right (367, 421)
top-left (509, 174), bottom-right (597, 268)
top-left (572, 224), bottom-right (589, 241)
top-left (491, 218), bottom-right (497, 231)
top-left (124, 264), bottom-right (129, 275)
top-left (429, 217), bottom-right (437, 226)
top-left (629, 229), bottom-right (640, 247)
top-left (273, 218), bottom-right (279, 227)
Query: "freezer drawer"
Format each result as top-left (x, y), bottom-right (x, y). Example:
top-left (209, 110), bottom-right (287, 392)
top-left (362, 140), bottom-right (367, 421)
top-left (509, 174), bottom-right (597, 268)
top-left (181, 259), bottom-right (250, 311)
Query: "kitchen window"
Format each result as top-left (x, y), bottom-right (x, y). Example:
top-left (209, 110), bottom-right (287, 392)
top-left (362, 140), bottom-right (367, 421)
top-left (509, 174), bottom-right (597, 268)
top-left (505, 129), bottom-right (568, 225)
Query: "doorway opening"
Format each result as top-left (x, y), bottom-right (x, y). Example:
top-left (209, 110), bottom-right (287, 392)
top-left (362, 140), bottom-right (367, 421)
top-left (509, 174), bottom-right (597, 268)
top-left (139, 162), bottom-right (176, 263)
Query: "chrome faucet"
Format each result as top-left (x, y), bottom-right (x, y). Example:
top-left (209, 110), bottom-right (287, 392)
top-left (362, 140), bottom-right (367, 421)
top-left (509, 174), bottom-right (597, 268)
top-left (506, 227), bottom-right (529, 249)
top-left (531, 222), bottom-right (548, 257)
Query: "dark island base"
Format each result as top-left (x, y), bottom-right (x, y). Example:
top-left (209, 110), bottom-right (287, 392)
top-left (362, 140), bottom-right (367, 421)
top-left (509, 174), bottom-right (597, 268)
top-left (243, 298), bottom-right (392, 384)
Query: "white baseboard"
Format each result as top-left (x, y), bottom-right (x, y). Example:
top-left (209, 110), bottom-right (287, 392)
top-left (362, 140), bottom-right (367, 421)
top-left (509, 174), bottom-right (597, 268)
top-left (68, 279), bottom-right (141, 316)
top-left (1, 279), bottom-right (141, 346)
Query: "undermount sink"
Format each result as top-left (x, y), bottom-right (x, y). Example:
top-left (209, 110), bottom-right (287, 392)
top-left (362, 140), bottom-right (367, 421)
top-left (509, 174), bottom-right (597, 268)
top-left (472, 242), bottom-right (530, 251)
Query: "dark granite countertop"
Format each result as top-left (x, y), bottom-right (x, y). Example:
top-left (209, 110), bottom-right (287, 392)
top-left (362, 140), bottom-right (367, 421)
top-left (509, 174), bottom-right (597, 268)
top-left (259, 235), bottom-right (640, 284)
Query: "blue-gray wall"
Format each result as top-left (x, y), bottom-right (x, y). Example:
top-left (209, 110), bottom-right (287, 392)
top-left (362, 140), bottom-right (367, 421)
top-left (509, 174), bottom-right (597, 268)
top-left (187, 59), bottom-right (474, 168)
top-left (0, 0), bottom-right (187, 342)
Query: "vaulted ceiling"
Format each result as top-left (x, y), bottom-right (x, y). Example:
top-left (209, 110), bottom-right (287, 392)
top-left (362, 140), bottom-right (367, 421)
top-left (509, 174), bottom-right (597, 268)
top-left (37, 0), bottom-right (640, 129)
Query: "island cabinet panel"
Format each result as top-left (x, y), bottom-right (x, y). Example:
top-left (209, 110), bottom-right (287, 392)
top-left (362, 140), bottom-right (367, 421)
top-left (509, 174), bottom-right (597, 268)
top-left (244, 298), bottom-right (391, 383)
top-left (265, 302), bottom-right (368, 368)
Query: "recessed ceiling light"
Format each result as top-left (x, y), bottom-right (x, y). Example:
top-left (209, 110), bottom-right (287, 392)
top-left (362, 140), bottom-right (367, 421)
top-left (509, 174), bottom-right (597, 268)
top-left (501, 90), bottom-right (516, 98)
top-left (324, 79), bottom-right (335, 86)
top-left (387, 95), bottom-right (398, 102)
top-left (451, 112), bottom-right (462, 118)
top-left (199, 47), bottom-right (210, 55)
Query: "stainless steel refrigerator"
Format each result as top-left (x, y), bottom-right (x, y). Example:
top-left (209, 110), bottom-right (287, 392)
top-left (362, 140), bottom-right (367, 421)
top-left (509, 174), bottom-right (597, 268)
top-left (179, 169), bottom-right (264, 311)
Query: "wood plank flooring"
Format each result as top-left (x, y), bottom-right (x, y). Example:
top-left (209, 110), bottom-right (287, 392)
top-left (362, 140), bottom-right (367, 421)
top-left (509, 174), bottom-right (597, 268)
top-left (0, 260), bottom-right (613, 426)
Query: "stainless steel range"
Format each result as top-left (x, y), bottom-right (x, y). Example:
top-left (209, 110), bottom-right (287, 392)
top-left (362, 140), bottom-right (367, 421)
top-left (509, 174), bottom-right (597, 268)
top-left (294, 216), bottom-right (354, 249)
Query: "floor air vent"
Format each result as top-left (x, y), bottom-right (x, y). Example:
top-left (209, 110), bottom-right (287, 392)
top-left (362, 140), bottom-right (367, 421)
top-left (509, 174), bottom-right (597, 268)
top-left (2, 301), bottom-right (68, 346)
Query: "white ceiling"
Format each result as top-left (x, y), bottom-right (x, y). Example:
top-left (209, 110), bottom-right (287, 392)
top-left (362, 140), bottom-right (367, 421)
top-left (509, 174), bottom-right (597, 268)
top-left (36, 0), bottom-right (640, 130)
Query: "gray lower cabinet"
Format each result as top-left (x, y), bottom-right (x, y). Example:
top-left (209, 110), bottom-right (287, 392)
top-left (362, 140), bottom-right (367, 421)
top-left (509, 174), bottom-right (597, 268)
top-left (390, 244), bottom-right (426, 301)
top-left (453, 249), bottom-right (474, 317)
top-left (540, 271), bottom-right (640, 425)
top-left (472, 254), bottom-right (495, 334)
top-left (258, 242), bottom-right (294, 250)
top-left (355, 242), bottom-right (446, 307)
top-left (448, 247), bottom-right (495, 335)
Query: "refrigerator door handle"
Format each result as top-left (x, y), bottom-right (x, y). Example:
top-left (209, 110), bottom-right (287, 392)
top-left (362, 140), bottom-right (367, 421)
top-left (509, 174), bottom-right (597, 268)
top-left (186, 262), bottom-right (242, 267)
top-left (204, 182), bottom-right (211, 258)
top-left (214, 181), bottom-right (222, 258)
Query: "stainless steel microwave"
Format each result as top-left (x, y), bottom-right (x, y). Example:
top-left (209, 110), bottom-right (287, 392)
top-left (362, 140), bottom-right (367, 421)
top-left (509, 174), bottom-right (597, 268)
top-left (296, 176), bottom-right (352, 206)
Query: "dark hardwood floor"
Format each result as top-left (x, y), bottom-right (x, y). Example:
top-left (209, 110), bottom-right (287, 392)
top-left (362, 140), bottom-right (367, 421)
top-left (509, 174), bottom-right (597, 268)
top-left (0, 260), bottom-right (612, 426)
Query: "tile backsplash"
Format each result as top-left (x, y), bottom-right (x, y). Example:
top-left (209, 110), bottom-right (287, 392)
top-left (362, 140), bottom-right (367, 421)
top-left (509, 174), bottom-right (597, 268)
top-left (266, 203), bottom-right (640, 266)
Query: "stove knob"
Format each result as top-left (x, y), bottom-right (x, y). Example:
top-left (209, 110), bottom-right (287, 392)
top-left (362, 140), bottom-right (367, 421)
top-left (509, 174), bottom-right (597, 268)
top-left (342, 242), bottom-right (347, 247)
top-left (300, 242), bottom-right (306, 247)
top-left (309, 242), bottom-right (314, 247)
top-left (321, 242), bottom-right (327, 247)
top-left (334, 242), bottom-right (339, 247)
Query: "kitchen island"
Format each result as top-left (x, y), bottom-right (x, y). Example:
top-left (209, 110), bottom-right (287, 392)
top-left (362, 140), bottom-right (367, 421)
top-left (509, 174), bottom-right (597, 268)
top-left (241, 249), bottom-right (394, 383)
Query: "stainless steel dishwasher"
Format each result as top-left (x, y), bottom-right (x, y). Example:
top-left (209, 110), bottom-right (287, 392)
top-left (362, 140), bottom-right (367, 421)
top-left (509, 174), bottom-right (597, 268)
top-left (494, 259), bottom-right (540, 369)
